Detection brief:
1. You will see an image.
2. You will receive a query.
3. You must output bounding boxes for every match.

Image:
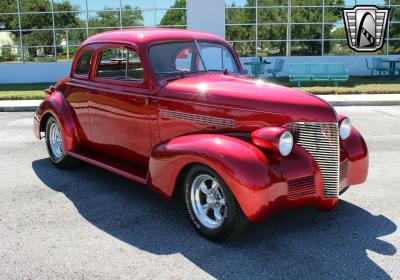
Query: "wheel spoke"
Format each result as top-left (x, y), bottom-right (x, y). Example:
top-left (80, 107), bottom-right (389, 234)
top-left (199, 182), bottom-right (209, 194)
top-left (209, 181), bottom-right (219, 193)
top-left (213, 208), bottom-right (223, 221)
top-left (202, 203), bottom-right (210, 213)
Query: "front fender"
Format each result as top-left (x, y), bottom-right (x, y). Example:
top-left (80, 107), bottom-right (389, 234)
top-left (341, 127), bottom-right (369, 186)
top-left (35, 92), bottom-right (79, 152)
top-left (148, 134), bottom-right (282, 222)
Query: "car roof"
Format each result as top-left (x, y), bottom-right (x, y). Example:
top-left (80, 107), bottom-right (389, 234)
top-left (81, 28), bottom-right (226, 47)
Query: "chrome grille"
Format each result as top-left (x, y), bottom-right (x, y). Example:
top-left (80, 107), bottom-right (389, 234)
top-left (287, 122), bottom-right (340, 198)
top-left (287, 175), bottom-right (315, 199)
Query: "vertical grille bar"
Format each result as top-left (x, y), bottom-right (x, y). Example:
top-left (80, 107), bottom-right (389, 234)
top-left (287, 122), bottom-right (340, 198)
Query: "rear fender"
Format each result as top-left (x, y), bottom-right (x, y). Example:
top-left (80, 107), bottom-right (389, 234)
top-left (37, 92), bottom-right (79, 152)
top-left (148, 134), bottom-right (280, 222)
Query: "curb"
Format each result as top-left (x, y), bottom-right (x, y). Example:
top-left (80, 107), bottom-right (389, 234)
top-left (0, 106), bottom-right (38, 112)
top-left (1, 99), bottom-right (400, 112)
top-left (325, 100), bottom-right (400, 106)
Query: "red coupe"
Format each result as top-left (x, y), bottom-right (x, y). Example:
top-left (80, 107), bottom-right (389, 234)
top-left (34, 29), bottom-right (368, 241)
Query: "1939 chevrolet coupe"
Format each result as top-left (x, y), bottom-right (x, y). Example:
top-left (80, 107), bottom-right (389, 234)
top-left (34, 28), bottom-right (368, 241)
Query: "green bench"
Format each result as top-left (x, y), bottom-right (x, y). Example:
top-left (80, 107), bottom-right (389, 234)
top-left (289, 63), bottom-right (349, 87)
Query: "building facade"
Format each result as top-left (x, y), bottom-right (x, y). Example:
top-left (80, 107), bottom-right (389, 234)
top-left (0, 0), bottom-right (399, 82)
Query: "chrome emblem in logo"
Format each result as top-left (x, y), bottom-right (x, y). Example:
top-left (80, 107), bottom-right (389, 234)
top-left (343, 6), bottom-right (389, 52)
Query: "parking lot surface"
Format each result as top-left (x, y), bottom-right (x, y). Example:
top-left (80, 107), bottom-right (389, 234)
top-left (0, 106), bottom-right (399, 279)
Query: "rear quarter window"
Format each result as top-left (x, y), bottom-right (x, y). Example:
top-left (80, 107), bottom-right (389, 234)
top-left (74, 49), bottom-right (93, 76)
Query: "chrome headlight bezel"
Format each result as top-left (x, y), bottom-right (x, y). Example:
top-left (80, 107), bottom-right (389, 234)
top-left (339, 117), bottom-right (351, 140)
top-left (279, 130), bottom-right (293, 157)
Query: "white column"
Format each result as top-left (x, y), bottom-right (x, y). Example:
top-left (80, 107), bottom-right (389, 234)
top-left (186, 0), bottom-right (225, 38)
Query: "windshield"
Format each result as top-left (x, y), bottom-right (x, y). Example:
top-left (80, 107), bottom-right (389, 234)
top-left (149, 41), bottom-right (240, 76)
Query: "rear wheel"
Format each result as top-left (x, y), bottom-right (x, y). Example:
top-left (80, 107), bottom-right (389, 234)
top-left (45, 116), bottom-right (79, 169)
top-left (183, 164), bottom-right (249, 242)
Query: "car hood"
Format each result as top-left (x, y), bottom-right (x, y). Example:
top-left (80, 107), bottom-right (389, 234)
top-left (160, 73), bottom-right (338, 123)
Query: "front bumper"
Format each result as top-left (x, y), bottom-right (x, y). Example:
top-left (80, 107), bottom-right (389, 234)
top-left (241, 127), bottom-right (368, 223)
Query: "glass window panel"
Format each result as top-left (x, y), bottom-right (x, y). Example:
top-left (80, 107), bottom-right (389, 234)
top-left (0, 31), bottom-right (18, 47)
top-left (257, 41), bottom-right (286, 56)
top-left (54, 12), bottom-right (87, 28)
top-left (20, 13), bottom-right (53, 29)
top-left (0, 14), bottom-right (19, 31)
top-left (258, 0), bottom-right (288, 6)
top-left (156, 0), bottom-right (186, 9)
top-left (75, 48), bottom-right (93, 75)
top-left (290, 40), bottom-right (322, 55)
top-left (53, 0), bottom-right (87, 12)
top-left (230, 41), bottom-right (256, 57)
top-left (22, 30), bottom-right (54, 47)
top-left (258, 8), bottom-right (288, 24)
top-left (356, 0), bottom-right (385, 5)
top-left (23, 46), bottom-right (55, 62)
top-left (226, 8), bottom-right (256, 24)
top-left (88, 11), bottom-right (121, 28)
top-left (121, 7), bottom-right (146, 26)
top-left (324, 7), bottom-right (344, 24)
top-left (56, 29), bottom-right (87, 46)
top-left (0, 1), bottom-right (18, 13)
top-left (324, 40), bottom-right (353, 55)
top-left (291, 7), bottom-right (323, 23)
top-left (20, 0), bottom-right (51, 12)
top-left (156, 9), bottom-right (187, 26)
top-left (121, 0), bottom-right (154, 9)
top-left (324, 22), bottom-right (346, 40)
top-left (56, 45), bottom-right (79, 61)
top-left (389, 23), bottom-right (400, 39)
top-left (258, 25), bottom-right (287, 40)
top-left (291, 0), bottom-right (322, 5)
top-left (87, 0), bottom-right (120, 11)
top-left (226, 25), bottom-right (256, 41)
top-left (122, 9), bottom-right (153, 27)
top-left (0, 46), bottom-right (21, 63)
top-left (390, 7), bottom-right (400, 22)
top-left (225, 0), bottom-right (256, 7)
top-left (96, 48), bottom-right (143, 81)
top-left (291, 24), bottom-right (322, 40)
top-left (388, 40), bottom-right (400, 54)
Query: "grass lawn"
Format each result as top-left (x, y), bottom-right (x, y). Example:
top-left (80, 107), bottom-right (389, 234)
top-left (269, 76), bottom-right (400, 95)
top-left (0, 76), bottom-right (399, 100)
top-left (0, 83), bottom-right (49, 100)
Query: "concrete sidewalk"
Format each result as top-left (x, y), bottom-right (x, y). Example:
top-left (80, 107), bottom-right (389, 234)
top-left (1, 94), bottom-right (400, 112)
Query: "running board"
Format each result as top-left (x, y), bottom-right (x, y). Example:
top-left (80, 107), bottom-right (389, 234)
top-left (67, 150), bottom-right (147, 185)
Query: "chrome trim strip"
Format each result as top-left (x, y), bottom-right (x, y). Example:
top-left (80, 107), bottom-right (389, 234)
top-left (160, 109), bottom-right (236, 128)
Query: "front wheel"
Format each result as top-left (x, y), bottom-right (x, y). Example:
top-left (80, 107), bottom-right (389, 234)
top-left (45, 116), bottom-right (79, 169)
top-left (183, 164), bottom-right (249, 242)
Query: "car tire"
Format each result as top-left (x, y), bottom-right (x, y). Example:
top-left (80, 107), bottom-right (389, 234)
top-left (183, 164), bottom-right (249, 242)
top-left (45, 116), bottom-right (79, 169)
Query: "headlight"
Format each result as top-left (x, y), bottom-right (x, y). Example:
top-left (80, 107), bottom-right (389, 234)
top-left (279, 131), bottom-right (293, 156)
top-left (339, 117), bottom-right (351, 140)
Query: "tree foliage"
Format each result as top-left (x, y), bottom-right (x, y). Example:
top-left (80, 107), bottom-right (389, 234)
top-left (159, 0), bottom-right (186, 26)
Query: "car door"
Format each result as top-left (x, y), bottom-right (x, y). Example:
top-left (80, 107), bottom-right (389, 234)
top-left (88, 45), bottom-right (152, 167)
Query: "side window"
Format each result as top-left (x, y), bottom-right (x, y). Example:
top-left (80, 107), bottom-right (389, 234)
top-left (74, 49), bottom-right (93, 76)
top-left (96, 47), bottom-right (143, 81)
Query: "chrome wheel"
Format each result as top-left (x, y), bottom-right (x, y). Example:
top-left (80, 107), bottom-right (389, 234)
top-left (190, 174), bottom-right (227, 229)
top-left (48, 122), bottom-right (63, 160)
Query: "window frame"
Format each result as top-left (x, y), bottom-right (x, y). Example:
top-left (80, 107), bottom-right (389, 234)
top-left (93, 43), bottom-right (144, 86)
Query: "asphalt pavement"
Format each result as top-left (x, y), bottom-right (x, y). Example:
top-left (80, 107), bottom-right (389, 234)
top-left (0, 107), bottom-right (399, 279)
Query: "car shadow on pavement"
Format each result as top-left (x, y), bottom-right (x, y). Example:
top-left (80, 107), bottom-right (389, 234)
top-left (32, 158), bottom-right (397, 279)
